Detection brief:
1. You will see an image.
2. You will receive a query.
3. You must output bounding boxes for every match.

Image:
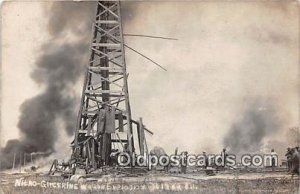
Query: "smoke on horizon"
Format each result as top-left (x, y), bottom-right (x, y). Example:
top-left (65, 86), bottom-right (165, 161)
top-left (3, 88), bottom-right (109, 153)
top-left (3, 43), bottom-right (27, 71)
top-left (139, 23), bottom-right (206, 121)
top-left (223, 99), bottom-right (283, 155)
top-left (0, 0), bottom-right (139, 170)
top-left (0, 1), bottom-right (96, 169)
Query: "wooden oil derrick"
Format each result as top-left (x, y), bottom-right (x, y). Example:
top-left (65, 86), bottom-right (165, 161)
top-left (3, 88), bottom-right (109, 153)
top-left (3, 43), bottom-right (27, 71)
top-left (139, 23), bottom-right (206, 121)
top-left (70, 0), bottom-right (150, 173)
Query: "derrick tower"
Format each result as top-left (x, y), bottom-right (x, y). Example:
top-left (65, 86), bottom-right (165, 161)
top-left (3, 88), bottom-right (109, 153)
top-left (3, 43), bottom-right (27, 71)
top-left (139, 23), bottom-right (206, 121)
top-left (71, 0), bottom-right (147, 171)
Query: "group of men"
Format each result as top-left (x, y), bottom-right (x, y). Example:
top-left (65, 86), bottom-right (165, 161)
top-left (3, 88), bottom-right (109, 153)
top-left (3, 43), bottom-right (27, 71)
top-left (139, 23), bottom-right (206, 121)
top-left (285, 146), bottom-right (299, 175)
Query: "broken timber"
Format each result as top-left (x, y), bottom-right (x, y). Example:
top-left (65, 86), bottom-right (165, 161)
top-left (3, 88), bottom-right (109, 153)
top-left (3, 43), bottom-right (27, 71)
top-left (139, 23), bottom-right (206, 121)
top-left (49, 0), bottom-right (152, 176)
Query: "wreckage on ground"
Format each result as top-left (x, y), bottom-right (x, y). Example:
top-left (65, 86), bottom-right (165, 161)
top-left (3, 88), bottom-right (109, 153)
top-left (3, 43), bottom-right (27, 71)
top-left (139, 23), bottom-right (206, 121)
top-left (49, 0), bottom-right (154, 177)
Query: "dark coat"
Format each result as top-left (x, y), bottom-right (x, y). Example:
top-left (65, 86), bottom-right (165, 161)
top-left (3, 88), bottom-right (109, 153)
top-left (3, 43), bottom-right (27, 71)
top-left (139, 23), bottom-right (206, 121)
top-left (291, 151), bottom-right (300, 175)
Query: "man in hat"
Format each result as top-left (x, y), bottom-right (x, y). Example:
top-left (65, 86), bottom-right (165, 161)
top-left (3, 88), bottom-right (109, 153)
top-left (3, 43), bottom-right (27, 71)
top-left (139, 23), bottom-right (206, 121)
top-left (285, 147), bottom-right (292, 172)
top-left (291, 147), bottom-right (299, 175)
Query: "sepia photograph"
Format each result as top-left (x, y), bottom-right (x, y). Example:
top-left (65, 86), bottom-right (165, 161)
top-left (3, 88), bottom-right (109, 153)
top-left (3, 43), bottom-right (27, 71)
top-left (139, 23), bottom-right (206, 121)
top-left (0, 0), bottom-right (299, 193)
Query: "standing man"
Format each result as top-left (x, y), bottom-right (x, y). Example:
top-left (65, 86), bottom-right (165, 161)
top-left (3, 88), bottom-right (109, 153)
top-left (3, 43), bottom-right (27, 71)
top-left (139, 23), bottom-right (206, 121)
top-left (291, 147), bottom-right (299, 175)
top-left (221, 148), bottom-right (228, 170)
top-left (203, 151), bottom-right (209, 169)
top-left (271, 149), bottom-right (278, 172)
top-left (285, 147), bottom-right (292, 173)
top-left (110, 149), bottom-right (120, 167)
top-left (181, 151), bottom-right (188, 174)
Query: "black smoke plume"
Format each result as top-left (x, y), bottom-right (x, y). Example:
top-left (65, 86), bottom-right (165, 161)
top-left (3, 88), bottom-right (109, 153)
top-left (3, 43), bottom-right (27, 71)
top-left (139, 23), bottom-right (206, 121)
top-left (0, 1), bottom-right (137, 170)
top-left (223, 99), bottom-right (282, 154)
top-left (0, 1), bottom-right (96, 169)
top-left (0, 1), bottom-right (138, 169)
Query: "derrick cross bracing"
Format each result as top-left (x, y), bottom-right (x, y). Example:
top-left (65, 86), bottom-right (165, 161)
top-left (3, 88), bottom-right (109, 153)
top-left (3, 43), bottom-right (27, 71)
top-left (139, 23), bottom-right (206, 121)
top-left (71, 0), bottom-right (150, 172)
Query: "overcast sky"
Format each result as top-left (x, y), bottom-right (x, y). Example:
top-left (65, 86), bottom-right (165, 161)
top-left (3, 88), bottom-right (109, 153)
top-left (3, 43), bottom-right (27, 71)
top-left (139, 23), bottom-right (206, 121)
top-left (1, 1), bottom-right (299, 156)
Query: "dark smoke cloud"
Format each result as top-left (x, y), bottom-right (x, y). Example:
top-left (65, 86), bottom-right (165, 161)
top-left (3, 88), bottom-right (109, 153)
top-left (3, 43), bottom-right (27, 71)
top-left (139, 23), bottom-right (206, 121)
top-left (0, 0), bottom-right (138, 170)
top-left (0, 0), bottom-right (141, 170)
top-left (223, 99), bottom-right (282, 154)
top-left (0, 1), bottom-right (96, 169)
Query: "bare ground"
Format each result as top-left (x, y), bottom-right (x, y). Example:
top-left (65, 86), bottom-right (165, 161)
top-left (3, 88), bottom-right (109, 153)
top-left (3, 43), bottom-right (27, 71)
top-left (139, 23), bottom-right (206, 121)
top-left (0, 171), bottom-right (299, 194)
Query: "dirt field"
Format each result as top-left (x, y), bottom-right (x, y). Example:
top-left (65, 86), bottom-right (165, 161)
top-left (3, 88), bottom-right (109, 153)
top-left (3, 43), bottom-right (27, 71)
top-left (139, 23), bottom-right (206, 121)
top-left (0, 171), bottom-right (299, 194)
